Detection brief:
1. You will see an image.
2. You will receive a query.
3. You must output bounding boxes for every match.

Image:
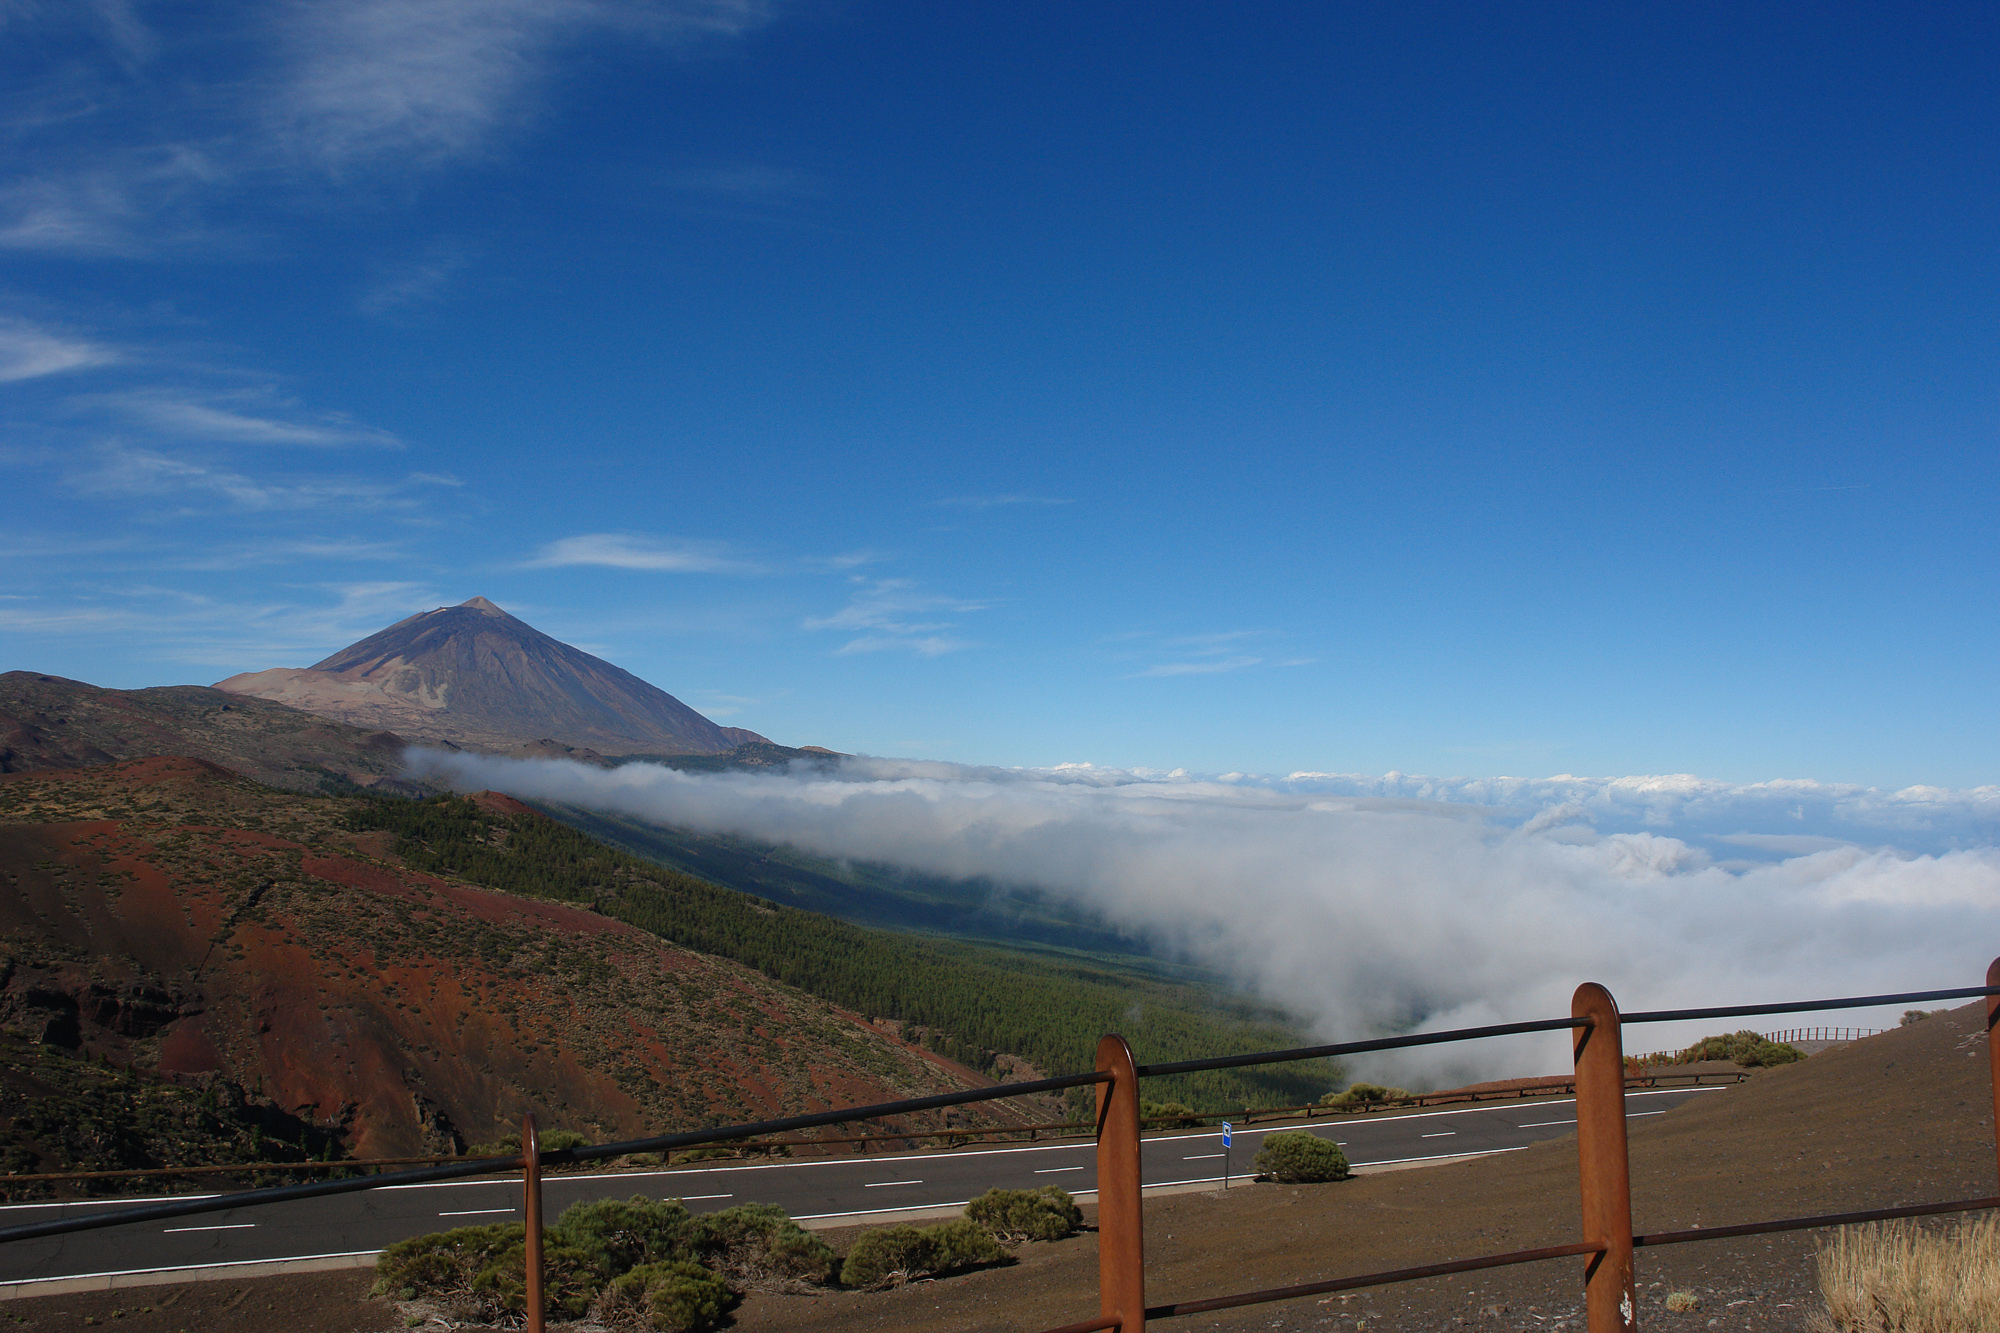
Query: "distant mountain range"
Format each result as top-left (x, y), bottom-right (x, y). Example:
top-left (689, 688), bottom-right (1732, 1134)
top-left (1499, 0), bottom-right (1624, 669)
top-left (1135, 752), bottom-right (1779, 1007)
top-left (215, 597), bottom-right (773, 756)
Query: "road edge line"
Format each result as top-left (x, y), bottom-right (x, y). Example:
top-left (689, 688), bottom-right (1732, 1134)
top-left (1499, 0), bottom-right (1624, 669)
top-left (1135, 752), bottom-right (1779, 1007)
top-left (0, 1250), bottom-right (380, 1300)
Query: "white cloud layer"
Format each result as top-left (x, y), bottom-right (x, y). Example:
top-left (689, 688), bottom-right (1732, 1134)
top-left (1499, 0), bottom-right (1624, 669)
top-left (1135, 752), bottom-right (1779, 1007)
top-left (403, 751), bottom-right (2000, 1086)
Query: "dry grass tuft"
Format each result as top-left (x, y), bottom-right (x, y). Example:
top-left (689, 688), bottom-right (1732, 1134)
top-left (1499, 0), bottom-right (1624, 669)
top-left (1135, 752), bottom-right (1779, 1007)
top-left (1809, 1215), bottom-right (2000, 1333)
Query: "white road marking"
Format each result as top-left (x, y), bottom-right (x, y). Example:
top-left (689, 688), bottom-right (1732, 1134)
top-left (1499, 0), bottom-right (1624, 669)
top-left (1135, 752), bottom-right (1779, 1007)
top-left (863, 1180), bottom-right (923, 1188)
top-left (679, 1194), bottom-right (734, 1200)
top-left (1420, 1132), bottom-right (1456, 1138)
top-left (1518, 1118), bottom-right (1576, 1127)
top-left (1182, 1153), bottom-right (1225, 1160)
top-left (439, 1208), bottom-right (514, 1217)
top-left (1034, 1167), bottom-right (1084, 1174)
top-left (162, 1223), bottom-right (254, 1233)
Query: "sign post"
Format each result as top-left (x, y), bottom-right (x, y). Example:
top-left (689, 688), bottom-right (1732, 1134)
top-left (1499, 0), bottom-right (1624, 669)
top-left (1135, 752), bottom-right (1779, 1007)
top-left (1220, 1120), bottom-right (1232, 1190)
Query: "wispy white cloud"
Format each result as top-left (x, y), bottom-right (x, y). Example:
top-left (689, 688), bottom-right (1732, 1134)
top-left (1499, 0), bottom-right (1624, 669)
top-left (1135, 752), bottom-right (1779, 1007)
top-left (805, 577), bottom-right (985, 655)
top-left (68, 444), bottom-right (455, 511)
top-left (0, 317), bottom-right (117, 381)
top-left (265, 0), bottom-right (775, 169)
top-left (1130, 655), bottom-right (1262, 677)
top-left (0, 149), bottom-right (227, 257)
top-left (934, 493), bottom-right (1074, 509)
top-left (835, 634), bottom-right (974, 658)
top-left (80, 390), bottom-right (402, 447)
top-left (0, 580), bottom-right (442, 668)
top-left (526, 532), bottom-right (764, 574)
top-left (664, 164), bottom-right (819, 200)
top-left (358, 240), bottom-right (474, 315)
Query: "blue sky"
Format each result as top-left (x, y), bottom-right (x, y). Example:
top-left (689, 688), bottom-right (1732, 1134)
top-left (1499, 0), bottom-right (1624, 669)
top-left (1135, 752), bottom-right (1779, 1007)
top-left (1, 1), bottom-right (1994, 788)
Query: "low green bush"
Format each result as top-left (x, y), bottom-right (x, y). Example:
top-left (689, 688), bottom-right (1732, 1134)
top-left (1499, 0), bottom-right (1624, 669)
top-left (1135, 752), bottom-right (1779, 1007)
top-left (469, 1240), bottom-right (603, 1318)
top-left (1318, 1082), bottom-right (1409, 1107)
top-left (371, 1222), bottom-right (522, 1302)
top-left (551, 1195), bottom-right (694, 1278)
top-left (965, 1186), bottom-right (1083, 1243)
top-left (839, 1219), bottom-right (1012, 1289)
top-left (1253, 1131), bottom-right (1350, 1183)
top-left (606, 1259), bottom-right (732, 1333)
top-left (1140, 1100), bottom-right (1205, 1125)
top-left (1677, 1031), bottom-right (1804, 1068)
top-left (688, 1202), bottom-right (838, 1287)
top-left (468, 1128), bottom-right (591, 1159)
top-left (373, 1194), bottom-right (833, 1322)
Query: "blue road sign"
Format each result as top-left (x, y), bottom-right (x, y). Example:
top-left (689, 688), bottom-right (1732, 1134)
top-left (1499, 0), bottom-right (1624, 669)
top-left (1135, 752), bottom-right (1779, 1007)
top-left (1220, 1121), bottom-right (1233, 1147)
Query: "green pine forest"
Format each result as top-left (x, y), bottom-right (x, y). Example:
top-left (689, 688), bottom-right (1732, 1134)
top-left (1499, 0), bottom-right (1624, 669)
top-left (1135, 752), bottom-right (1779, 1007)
top-left (345, 794), bottom-right (1336, 1112)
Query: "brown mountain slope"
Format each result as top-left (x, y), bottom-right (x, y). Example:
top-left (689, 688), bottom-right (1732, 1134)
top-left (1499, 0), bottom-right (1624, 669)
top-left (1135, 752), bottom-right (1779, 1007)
top-left (0, 757), bottom-right (985, 1164)
top-left (0, 672), bottom-right (418, 792)
top-left (214, 597), bottom-right (766, 755)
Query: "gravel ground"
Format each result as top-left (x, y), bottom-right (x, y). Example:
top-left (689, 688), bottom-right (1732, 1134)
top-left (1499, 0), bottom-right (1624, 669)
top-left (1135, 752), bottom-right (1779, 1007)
top-left (8, 1003), bottom-right (1994, 1332)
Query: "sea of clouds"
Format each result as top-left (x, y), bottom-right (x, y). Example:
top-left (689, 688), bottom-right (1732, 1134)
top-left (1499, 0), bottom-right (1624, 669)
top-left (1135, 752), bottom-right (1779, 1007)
top-left (404, 750), bottom-right (2000, 1085)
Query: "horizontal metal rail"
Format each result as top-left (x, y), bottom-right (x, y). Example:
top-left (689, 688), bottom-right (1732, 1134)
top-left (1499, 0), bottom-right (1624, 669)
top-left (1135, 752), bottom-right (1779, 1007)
top-left (0, 1068), bottom-right (1109, 1245)
top-left (7, 1072), bottom-right (1753, 1189)
top-left (1622, 984), bottom-right (1999, 1026)
top-left (1635, 1194), bottom-right (2000, 1248)
top-left (1136, 1240), bottom-right (1607, 1323)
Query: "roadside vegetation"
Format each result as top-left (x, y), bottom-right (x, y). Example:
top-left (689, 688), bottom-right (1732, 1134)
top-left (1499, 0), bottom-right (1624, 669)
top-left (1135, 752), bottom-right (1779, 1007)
top-left (1811, 1215), bottom-right (2000, 1332)
top-left (1675, 1030), bottom-right (1805, 1067)
top-left (1252, 1130), bottom-right (1350, 1183)
top-left (347, 792), bottom-right (1334, 1109)
top-left (377, 1186), bottom-right (1084, 1327)
top-left (0, 1033), bottom-right (347, 1198)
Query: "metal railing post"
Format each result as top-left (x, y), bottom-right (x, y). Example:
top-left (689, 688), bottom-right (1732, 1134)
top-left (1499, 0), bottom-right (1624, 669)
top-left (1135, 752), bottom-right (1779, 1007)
top-left (1573, 983), bottom-right (1637, 1333)
top-left (522, 1114), bottom-right (545, 1333)
top-left (1095, 1034), bottom-right (1145, 1333)
top-left (1987, 958), bottom-right (2000, 1190)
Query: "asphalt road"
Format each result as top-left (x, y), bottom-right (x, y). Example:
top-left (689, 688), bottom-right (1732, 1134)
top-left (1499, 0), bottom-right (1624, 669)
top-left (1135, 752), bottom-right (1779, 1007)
top-left (0, 1086), bottom-right (1723, 1289)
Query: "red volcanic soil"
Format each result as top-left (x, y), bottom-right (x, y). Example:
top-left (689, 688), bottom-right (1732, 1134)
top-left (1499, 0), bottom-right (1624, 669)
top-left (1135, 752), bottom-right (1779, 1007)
top-left (0, 757), bottom-right (990, 1160)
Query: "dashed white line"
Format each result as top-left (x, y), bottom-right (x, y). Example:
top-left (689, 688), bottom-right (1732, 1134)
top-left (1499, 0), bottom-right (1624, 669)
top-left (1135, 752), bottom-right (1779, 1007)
top-left (863, 1180), bottom-right (923, 1188)
top-left (439, 1208), bottom-right (514, 1217)
top-left (1034, 1167), bottom-right (1084, 1174)
top-left (679, 1194), bottom-right (734, 1200)
top-left (1420, 1132), bottom-right (1456, 1138)
top-left (1518, 1119), bottom-right (1576, 1127)
top-left (1183, 1153), bottom-right (1225, 1160)
top-left (162, 1223), bottom-right (254, 1233)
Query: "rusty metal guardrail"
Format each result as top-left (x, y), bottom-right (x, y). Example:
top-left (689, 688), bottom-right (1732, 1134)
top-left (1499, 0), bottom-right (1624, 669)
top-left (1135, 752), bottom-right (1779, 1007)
top-left (0, 1069), bottom-right (1751, 1190)
top-left (1, 970), bottom-right (1995, 1333)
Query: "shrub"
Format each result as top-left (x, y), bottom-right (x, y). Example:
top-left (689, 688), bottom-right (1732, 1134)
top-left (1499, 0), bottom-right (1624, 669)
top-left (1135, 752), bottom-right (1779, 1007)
top-left (1664, 1291), bottom-right (1699, 1312)
top-left (1319, 1082), bottom-right (1409, 1108)
top-left (549, 1195), bottom-right (694, 1279)
top-left (1900, 1009), bottom-right (1947, 1027)
top-left (1677, 1031), bottom-right (1805, 1068)
top-left (469, 1128), bottom-right (590, 1159)
top-left (372, 1222), bottom-right (522, 1302)
top-left (1253, 1131), bottom-right (1350, 1183)
top-left (605, 1260), bottom-right (732, 1333)
top-left (840, 1220), bottom-right (1012, 1289)
top-left (687, 1202), bottom-right (838, 1288)
top-left (469, 1240), bottom-right (604, 1318)
top-left (965, 1186), bottom-right (1083, 1243)
top-left (1140, 1100), bottom-right (1204, 1126)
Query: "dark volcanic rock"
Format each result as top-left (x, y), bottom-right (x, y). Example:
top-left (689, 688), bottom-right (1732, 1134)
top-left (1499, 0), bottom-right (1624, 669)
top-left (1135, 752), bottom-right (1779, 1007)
top-left (215, 597), bottom-right (765, 756)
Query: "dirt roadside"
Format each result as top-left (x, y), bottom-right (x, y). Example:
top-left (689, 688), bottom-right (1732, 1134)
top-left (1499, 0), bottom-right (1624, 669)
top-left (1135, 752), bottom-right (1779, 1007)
top-left (7, 1006), bottom-right (1994, 1332)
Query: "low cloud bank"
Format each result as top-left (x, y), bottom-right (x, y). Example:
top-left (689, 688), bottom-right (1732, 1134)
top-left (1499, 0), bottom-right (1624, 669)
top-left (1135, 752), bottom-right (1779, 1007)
top-left (406, 751), bottom-right (2000, 1085)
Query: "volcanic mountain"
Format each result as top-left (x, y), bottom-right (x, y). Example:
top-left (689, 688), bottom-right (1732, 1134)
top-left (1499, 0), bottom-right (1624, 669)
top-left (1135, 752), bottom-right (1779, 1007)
top-left (214, 597), bottom-right (765, 756)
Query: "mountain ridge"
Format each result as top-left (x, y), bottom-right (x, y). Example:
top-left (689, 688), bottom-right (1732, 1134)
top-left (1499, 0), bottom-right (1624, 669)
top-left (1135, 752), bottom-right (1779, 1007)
top-left (215, 597), bottom-right (767, 756)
